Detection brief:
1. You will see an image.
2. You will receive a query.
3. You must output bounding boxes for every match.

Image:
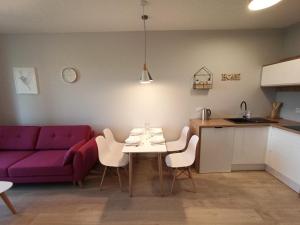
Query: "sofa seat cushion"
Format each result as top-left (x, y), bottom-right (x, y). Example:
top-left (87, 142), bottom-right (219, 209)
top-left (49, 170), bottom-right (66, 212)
top-left (0, 126), bottom-right (40, 150)
top-left (8, 150), bottom-right (73, 177)
top-left (36, 126), bottom-right (91, 150)
top-left (0, 151), bottom-right (35, 177)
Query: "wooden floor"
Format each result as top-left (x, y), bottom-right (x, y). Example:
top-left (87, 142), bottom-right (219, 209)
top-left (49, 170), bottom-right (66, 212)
top-left (1, 157), bottom-right (300, 225)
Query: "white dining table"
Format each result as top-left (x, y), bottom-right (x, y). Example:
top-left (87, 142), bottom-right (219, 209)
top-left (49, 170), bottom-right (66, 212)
top-left (122, 128), bottom-right (167, 197)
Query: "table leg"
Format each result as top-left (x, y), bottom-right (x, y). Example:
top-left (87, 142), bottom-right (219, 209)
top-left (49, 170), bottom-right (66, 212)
top-left (129, 153), bottom-right (133, 197)
top-left (158, 153), bottom-right (164, 196)
top-left (0, 192), bottom-right (16, 214)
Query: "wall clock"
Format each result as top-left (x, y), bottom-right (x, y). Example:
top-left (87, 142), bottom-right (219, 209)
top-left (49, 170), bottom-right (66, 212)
top-left (62, 67), bottom-right (78, 83)
top-left (13, 67), bottom-right (38, 94)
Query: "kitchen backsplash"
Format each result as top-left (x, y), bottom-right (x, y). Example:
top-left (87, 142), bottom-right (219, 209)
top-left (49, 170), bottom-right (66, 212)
top-left (277, 91), bottom-right (300, 122)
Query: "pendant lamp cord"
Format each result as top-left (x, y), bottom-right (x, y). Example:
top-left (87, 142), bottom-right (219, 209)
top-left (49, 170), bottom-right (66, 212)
top-left (142, 4), bottom-right (147, 66)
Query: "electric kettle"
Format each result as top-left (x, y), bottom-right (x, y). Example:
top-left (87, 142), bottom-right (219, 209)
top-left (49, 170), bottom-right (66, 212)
top-left (201, 108), bottom-right (211, 120)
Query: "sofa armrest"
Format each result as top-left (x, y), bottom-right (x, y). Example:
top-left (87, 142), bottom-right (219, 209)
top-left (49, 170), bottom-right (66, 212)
top-left (73, 137), bottom-right (98, 182)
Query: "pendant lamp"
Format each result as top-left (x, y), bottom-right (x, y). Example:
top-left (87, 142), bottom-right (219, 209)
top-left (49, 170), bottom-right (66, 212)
top-left (140, 0), bottom-right (153, 84)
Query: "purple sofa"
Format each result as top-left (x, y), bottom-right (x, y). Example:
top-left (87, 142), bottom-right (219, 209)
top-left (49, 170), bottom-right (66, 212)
top-left (0, 125), bottom-right (98, 186)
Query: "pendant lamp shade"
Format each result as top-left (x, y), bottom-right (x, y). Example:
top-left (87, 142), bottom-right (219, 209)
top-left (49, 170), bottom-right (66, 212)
top-left (248, 0), bottom-right (282, 11)
top-left (140, 64), bottom-right (153, 84)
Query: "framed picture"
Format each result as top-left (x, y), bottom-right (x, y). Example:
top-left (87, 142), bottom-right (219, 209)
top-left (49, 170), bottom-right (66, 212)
top-left (13, 67), bottom-right (38, 94)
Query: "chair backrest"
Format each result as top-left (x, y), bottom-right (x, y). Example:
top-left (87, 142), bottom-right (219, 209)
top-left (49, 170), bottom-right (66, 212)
top-left (184, 135), bottom-right (199, 163)
top-left (177, 126), bottom-right (190, 149)
top-left (103, 128), bottom-right (116, 146)
top-left (95, 136), bottom-right (110, 166)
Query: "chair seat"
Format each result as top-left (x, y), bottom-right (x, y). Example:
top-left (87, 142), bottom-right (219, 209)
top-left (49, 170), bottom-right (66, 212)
top-left (165, 152), bottom-right (194, 168)
top-left (166, 141), bottom-right (185, 152)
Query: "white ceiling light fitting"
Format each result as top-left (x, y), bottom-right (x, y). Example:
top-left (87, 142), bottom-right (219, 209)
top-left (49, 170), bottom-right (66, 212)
top-left (139, 0), bottom-right (153, 84)
top-left (248, 0), bottom-right (282, 11)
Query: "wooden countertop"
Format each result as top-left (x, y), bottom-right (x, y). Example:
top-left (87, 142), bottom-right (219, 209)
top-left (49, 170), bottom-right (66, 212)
top-left (190, 118), bottom-right (300, 135)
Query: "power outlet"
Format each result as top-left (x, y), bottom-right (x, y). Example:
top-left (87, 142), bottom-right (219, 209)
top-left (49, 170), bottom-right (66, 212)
top-left (296, 108), bottom-right (300, 114)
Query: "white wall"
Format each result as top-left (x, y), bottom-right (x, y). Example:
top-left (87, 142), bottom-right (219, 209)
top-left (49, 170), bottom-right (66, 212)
top-left (282, 23), bottom-right (300, 57)
top-left (0, 30), bottom-right (282, 140)
top-left (276, 22), bottom-right (300, 122)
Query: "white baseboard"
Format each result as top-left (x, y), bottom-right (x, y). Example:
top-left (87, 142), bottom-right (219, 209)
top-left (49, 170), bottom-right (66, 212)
top-left (266, 165), bottom-right (300, 193)
top-left (231, 164), bottom-right (265, 171)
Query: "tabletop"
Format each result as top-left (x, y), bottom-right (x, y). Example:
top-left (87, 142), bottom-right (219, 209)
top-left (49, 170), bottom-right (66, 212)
top-left (0, 181), bottom-right (13, 193)
top-left (122, 128), bottom-right (167, 153)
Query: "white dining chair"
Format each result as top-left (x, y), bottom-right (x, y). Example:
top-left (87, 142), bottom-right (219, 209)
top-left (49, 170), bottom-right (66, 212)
top-left (103, 128), bottom-right (120, 146)
top-left (165, 135), bottom-right (199, 193)
top-left (166, 126), bottom-right (190, 152)
top-left (95, 136), bottom-right (129, 191)
top-left (103, 128), bottom-right (127, 167)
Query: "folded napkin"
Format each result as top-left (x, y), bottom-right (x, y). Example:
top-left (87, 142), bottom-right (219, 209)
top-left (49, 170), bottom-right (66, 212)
top-left (125, 136), bottom-right (141, 145)
top-left (150, 136), bottom-right (165, 144)
top-left (130, 128), bottom-right (144, 136)
top-left (150, 128), bottom-right (163, 135)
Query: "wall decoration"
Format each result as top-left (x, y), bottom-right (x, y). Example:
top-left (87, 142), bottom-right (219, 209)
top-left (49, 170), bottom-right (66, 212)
top-left (221, 73), bottom-right (241, 81)
top-left (13, 67), bottom-right (38, 94)
top-left (193, 66), bottom-right (213, 89)
top-left (62, 67), bottom-right (78, 83)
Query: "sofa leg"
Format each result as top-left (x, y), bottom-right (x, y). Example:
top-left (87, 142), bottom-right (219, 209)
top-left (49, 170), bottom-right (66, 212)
top-left (78, 180), bottom-right (83, 188)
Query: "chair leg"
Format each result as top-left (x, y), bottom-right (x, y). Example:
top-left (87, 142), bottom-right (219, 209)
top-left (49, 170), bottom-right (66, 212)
top-left (124, 166), bottom-right (128, 176)
top-left (100, 166), bottom-right (108, 191)
top-left (116, 167), bottom-right (122, 191)
top-left (171, 168), bottom-right (177, 194)
top-left (187, 167), bottom-right (196, 193)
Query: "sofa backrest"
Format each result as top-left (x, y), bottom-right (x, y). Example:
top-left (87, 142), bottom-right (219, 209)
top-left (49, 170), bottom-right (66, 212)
top-left (36, 125), bottom-right (91, 150)
top-left (0, 126), bottom-right (40, 150)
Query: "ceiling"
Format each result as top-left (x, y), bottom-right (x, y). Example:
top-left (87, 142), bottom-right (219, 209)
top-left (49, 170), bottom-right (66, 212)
top-left (0, 0), bottom-right (299, 33)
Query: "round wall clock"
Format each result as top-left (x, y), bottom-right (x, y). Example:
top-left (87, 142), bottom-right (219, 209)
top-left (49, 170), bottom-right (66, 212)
top-left (62, 67), bottom-right (78, 83)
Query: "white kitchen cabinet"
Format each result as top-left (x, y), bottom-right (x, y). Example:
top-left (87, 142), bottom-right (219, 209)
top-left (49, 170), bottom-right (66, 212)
top-left (200, 127), bottom-right (235, 173)
top-left (261, 58), bottom-right (300, 87)
top-left (232, 127), bottom-right (269, 170)
top-left (266, 127), bottom-right (300, 192)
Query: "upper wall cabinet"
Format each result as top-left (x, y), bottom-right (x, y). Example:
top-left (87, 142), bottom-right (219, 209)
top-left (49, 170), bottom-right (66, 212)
top-left (261, 58), bottom-right (300, 87)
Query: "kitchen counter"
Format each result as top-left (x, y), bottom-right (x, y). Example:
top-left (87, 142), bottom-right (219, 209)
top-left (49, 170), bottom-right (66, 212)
top-left (190, 118), bottom-right (300, 172)
top-left (190, 118), bottom-right (300, 135)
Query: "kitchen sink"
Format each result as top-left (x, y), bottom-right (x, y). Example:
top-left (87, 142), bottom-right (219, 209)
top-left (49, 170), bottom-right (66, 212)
top-left (225, 117), bottom-right (278, 124)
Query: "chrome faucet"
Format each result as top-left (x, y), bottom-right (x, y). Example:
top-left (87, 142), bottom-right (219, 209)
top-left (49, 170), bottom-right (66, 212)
top-left (240, 101), bottom-right (248, 118)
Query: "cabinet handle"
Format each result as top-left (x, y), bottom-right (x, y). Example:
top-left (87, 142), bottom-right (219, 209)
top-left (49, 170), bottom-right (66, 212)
top-left (214, 126), bottom-right (224, 128)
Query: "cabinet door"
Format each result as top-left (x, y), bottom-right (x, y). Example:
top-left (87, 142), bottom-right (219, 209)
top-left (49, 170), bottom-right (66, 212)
top-left (200, 127), bottom-right (235, 173)
top-left (232, 127), bottom-right (269, 165)
top-left (261, 58), bottom-right (300, 87)
top-left (267, 127), bottom-right (300, 186)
